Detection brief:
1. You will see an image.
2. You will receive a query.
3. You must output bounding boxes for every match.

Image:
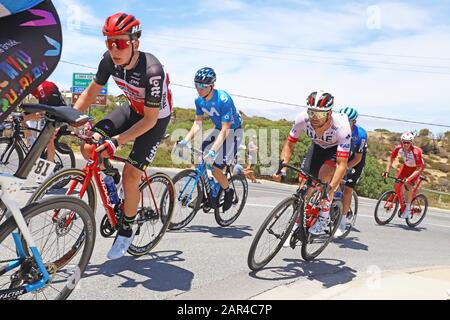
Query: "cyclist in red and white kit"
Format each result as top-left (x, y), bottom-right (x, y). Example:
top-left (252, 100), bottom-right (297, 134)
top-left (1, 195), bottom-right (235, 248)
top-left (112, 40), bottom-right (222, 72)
top-left (273, 90), bottom-right (351, 235)
top-left (73, 13), bottom-right (172, 260)
top-left (382, 132), bottom-right (425, 219)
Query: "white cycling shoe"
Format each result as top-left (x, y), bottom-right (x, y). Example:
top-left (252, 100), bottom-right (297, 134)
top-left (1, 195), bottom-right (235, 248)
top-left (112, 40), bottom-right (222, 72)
top-left (400, 210), bottom-right (411, 219)
top-left (334, 215), bottom-right (348, 238)
top-left (308, 215), bottom-right (330, 235)
top-left (107, 231), bottom-right (135, 260)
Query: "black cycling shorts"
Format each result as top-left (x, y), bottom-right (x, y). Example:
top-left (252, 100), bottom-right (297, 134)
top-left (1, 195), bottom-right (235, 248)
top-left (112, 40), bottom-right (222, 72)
top-left (300, 143), bottom-right (337, 179)
top-left (93, 103), bottom-right (170, 171)
top-left (201, 128), bottom-right (243, 169)
top-left (0, 0), bottom-right (62, 122)
top-left (345, 152), bottom-right (366, 188)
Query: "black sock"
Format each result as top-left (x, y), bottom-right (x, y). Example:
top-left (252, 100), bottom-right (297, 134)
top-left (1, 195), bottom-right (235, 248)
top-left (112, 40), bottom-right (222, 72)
top-left (118, 215), bottom-right (137, 237)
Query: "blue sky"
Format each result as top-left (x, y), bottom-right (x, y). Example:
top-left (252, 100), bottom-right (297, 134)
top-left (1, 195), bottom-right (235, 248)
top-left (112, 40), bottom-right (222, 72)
top-left (48, 0), bottom-right (450, 133)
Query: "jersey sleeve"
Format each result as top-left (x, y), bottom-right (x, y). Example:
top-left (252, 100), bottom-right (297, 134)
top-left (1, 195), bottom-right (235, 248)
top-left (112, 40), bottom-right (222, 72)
top-left (390, 145), bottom-right (402, 159)
top-left (94, 52), bottom-right (113, 86)
top-left (144, 63), bottom-right (165, 109)
top-left (337, 125), bottom-right (352, 159)
top-left (288, 113), bottom-right (306, 143)
top-left (195, 98), bottom-right (204, 116)
top-left (220, 93), bottom-right (234, 123)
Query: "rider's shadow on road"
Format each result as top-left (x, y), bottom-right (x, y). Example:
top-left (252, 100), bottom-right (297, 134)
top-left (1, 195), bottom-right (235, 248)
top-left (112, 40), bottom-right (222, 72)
top-left (82, 250), bottom-right (194, 292)
top-left (249, 258), bottom-right (357, 289)
top-left (171, 225), bottom-right (253, 239)
top-left (381, 223), bottom-right (427, 232)
top-left (333, 235), bottom-right (369, 251)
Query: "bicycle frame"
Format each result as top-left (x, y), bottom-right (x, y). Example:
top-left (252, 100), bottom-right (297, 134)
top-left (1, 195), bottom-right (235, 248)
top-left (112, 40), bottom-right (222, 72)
top-left (0, 174), bottom-right (51, 297)
top-left (62, 144), bottom-right (160, 230)
top-left (177, 143), bottom-right (237, 210)
top-left (384, 177), bottom-right (424, 214)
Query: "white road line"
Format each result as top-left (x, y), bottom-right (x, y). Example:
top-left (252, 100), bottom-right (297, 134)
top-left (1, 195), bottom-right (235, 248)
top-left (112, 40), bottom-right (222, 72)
top-left (247, 204), bottom-right (450, 229)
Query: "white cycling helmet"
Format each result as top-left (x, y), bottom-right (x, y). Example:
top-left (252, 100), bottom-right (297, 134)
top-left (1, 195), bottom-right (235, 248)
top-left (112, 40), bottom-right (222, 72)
top-left (401, 132), bottom-right (415, 142)
top-left (306, 90), bottom-right (334, 111)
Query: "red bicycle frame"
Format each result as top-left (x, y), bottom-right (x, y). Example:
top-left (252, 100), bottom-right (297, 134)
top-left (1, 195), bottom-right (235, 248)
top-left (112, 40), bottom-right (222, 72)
top-left (57, 142), bottom-right (160, 229)
top-left (384, 176), bottom-right (426, 214)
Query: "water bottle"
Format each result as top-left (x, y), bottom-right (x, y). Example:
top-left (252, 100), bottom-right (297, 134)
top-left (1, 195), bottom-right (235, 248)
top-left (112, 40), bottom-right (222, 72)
top-left (104, 175), bottom-right (120, 205)
top-left (210, 178), bottom-right (221, 199)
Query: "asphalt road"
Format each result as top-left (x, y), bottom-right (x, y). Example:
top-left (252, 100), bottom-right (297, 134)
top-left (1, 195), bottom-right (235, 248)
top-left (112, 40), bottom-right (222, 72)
top-left (42, 162), bottom-right (449, 300)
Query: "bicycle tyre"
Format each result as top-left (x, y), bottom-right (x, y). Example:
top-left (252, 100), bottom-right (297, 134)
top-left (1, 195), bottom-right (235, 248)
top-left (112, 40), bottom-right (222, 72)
top-left (26, 168), bottom-right (97, 214)
top-left (0, 196), bottom-right (95, 300)
top-left (127, 172), bottom-right (175, 256)
top-left (406, 194), bottom-right (428, 227)
top-left (247, 196), bottom-right (300, 271)
top-left (374, 190), bottom-right (398, 225)
top-left (214, 174), bottom-right (248, 227)
top-left (169, 169), bottom-right (203, 230)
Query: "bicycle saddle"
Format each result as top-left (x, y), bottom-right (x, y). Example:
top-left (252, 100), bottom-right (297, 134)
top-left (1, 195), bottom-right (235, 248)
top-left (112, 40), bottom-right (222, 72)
top-left (21, 104), bottom-right (90, 127)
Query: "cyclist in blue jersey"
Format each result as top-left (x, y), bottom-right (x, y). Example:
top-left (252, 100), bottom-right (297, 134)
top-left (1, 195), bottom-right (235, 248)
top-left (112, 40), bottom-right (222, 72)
top-left (181, 67), bottom-right (243, 211)
top-left (335, 107), bottom-right (368, 237)
top-left (0, 0), bottom-right (62, 122)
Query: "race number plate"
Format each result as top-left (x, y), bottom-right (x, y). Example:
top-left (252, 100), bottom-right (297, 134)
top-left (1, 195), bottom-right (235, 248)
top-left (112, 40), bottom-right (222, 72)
top-left (29, 158), bottom-right (56, 182)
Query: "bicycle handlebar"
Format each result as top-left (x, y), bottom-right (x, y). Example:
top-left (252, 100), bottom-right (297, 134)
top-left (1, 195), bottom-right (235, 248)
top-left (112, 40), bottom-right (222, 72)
top-left (279, 162), bottom-right (330, 197)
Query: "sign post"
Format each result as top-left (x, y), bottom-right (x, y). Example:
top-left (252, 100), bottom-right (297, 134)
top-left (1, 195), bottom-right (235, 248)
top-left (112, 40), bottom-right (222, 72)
top-left (71, 73), bottom-right (108, 111)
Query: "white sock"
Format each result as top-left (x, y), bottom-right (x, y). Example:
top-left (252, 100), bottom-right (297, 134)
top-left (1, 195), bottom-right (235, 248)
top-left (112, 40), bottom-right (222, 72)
top-left (405, 204), bottom-right (411, 212)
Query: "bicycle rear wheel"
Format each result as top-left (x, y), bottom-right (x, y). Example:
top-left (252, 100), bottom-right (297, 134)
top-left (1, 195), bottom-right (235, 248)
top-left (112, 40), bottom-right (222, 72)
top-left (301, 194), bottom-right (343, 261)
top-left (214, 174), bottom-right (248, 227)
top-left (337, 191), bottom-right (359, 240)
top-left (42, 143), bottom-right (76, 188)
top-left (0, 137), bottom-right (23, 175)
top-left (406, 194), bottom-right (428, 227)
top-left (374, 191), bottom-right (398, 225)
top-left (0, 196), bottom-right (95, 300)
top-left (127, 172), bottom-right (175, 256)
top-left (247, 196), bottom-right (300, 271)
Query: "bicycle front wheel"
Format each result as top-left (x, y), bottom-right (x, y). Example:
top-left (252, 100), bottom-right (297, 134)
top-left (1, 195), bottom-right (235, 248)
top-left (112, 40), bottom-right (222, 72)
top-left (0, 196), bottom-right (96, 300)
top-left (247, 196), bottom-right (300, 271)
top-left (406, 194), bottom-right (428, 227)
top-left (27, 168), bottom-right (97, 214)
top-left (214, 174), bottom-right (248, 227)
top-left (374, 190), bottom-right (398, 225)
top-left (169, 169), bottom-right (203, 230)
top-left (127, 172), bottom-right (175, 256)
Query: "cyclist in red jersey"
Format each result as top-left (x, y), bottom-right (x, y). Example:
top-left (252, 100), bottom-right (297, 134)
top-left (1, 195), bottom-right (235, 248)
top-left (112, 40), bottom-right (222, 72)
top-left (25, 80), bottom-right (66, 162)
top-left (73, 13), bottom-right (172, 260)
top-left (382, 132), bottom-right (425, 219)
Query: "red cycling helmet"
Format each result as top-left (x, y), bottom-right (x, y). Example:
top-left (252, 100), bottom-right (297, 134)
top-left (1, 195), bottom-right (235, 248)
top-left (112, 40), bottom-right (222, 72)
top-left (102, 13), bottom-right (142, 39)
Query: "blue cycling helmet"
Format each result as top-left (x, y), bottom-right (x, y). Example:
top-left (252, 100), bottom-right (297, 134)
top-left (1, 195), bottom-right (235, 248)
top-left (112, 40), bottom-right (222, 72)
top-left (339, 107), bottom-right (358, 122)
top-left (194, 67), bottom-right (216, 85)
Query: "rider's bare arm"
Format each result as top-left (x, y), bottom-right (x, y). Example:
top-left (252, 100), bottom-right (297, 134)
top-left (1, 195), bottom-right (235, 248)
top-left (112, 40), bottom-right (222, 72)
top-left (73, 81), bottom-right (103, 113)
top-left (347, 152), bottom-right (363, 168)
top-left (385, 156), bottom-right (394, 173)
top-left (185, 116), bottom-right (203, 142)
top-left (210, 122), bottom-right (231, 152)
top-left (114, 106), bottom-right (159, 145)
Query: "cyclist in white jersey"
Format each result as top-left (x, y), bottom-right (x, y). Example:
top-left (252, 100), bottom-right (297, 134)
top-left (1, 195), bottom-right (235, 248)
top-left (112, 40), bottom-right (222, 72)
top-left (273, 90), bottom-right (351, 235)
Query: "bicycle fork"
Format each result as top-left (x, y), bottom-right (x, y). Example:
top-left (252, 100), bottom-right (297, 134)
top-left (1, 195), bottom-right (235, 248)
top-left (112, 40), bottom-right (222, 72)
top-left (0, 176), bottom-right (51, 294)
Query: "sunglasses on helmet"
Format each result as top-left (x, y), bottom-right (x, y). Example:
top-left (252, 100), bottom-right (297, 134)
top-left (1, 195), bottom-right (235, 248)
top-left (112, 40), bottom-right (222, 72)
top-left (195, 82), bottom-right (211, 89)
top-left (105, 39), bottom-right (132, 50)
top-left (307, 109), bottom-right (329, 120)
